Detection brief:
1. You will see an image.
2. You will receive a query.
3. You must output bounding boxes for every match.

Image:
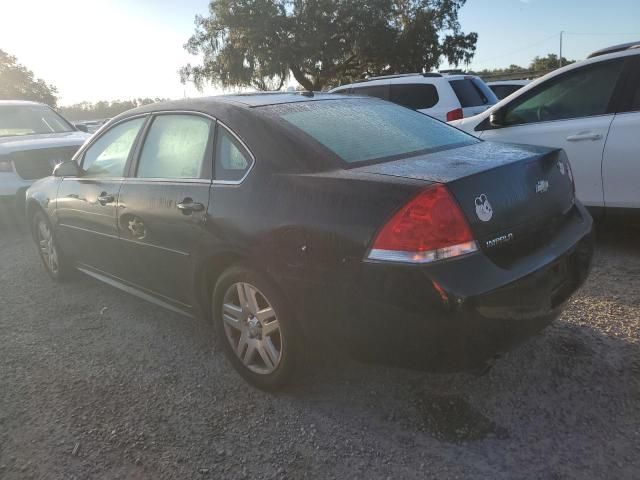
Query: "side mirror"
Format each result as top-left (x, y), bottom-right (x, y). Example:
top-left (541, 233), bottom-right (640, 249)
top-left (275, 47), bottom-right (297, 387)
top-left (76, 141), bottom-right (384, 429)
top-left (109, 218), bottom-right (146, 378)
top-left (489, 109), bottom-right (505, 128)
top-left (75, 123), bottom-right (89, 133)
top-left (54, 160), bottom-right (82, 178)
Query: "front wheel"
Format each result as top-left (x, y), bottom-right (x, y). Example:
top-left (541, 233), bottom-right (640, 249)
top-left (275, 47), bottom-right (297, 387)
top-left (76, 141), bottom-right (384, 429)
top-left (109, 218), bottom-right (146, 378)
top-left (32, 211), bottom-right (72, 281)
top-left (212, 266), bottom-right (301, 390)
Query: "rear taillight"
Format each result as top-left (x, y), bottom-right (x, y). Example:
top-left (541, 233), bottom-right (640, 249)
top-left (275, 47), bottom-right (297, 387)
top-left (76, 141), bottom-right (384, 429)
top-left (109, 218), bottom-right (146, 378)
top-left (446, 108), bottom-right (463, 122)
top-left (0, 158), bottom-right (12, 173)
top-left (367, 184), bottom-right (477, 264)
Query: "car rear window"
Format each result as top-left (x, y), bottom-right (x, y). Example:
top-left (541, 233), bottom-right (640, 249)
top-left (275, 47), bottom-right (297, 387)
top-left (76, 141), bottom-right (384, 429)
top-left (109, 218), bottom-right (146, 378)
top-left (350, 85), bottom-right (389, 100)
top-left (266, 99), bottom-right (477, 164)
top-left (389, 84), bottom-right (439, 110)
top-left (489, 84), bottom-right (523, 100)
top-left (449, 78), bottom-right (496, 107)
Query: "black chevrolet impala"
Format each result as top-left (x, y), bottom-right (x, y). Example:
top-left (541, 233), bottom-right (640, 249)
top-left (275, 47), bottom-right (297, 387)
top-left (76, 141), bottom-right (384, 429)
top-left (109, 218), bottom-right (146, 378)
top-left (25, 93), bottom-right (593, 389)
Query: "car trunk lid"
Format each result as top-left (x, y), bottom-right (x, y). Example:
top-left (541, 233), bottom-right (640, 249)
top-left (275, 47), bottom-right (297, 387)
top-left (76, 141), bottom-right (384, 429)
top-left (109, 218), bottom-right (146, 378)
top-left (354, 142), bottom-right (576, 265)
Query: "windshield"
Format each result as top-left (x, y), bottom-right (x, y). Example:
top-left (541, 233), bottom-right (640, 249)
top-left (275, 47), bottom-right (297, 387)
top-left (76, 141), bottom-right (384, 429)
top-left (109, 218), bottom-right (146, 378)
top-left (267, 99), bottom-right (478, 164)
top-left (0, 105), bottom-right (75, 137)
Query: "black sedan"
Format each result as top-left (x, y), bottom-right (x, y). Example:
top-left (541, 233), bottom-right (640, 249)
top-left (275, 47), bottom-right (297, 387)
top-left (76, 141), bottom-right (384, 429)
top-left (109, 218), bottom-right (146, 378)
top-left (25, 93), bottom-right (593, 390)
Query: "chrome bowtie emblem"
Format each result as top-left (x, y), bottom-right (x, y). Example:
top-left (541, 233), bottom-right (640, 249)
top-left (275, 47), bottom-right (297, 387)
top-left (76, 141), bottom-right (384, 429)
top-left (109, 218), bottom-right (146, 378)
top-left (474, 194), bottom-right (493, 222)
top-left (536, 180), bottom-right (549, 194)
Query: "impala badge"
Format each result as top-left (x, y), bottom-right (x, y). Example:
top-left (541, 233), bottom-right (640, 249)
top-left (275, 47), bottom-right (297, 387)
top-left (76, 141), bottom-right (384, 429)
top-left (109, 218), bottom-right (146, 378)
top-left (536, 180), bottom-right (549, 194)
top-left (474, 194), bottom-right (493, 222)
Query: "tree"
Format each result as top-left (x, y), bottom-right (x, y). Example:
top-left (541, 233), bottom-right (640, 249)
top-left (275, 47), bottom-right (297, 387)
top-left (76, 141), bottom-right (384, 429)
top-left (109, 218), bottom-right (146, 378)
top-left (0, 49), bottom-right (58, 107)
top-left (181, 0), bottom-right (477, 91)
top-left (475, 54), bottom-right (576, 80)
top-left (529, 53), bottom-right (574, 72)
top-left (59, 98), bottom-right (169, 121)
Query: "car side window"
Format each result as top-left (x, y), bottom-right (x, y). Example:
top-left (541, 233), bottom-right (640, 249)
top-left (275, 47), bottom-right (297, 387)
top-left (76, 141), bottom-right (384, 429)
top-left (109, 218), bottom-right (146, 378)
top-left (390, 84), bottom-right (439, 110)
top-left (502, 59), bottom-right (624, 125)
top-left (82, 117), bottom-right (145, 177)
top-left (214, 126), bottom-right (253, 182)
top-left (136, 114), bottom-right (212, 179)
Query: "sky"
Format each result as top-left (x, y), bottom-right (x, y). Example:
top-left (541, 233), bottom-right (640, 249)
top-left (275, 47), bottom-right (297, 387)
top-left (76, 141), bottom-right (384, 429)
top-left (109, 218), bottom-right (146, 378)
top-left (1, 0), bottom-right (639, 106)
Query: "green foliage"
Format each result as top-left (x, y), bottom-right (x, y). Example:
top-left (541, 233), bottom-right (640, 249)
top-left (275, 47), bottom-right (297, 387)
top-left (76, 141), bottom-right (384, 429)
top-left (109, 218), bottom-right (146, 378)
top-left (529, 54), bottom-right (575, 72)
top-left (475, 54), bottom-right (576, 79)
top-left (0, 49), bottom-right (58, 107)
top-left (181, 0), bottom-right (477, 91)
top-left (59, 98), bottom-right (168, 121)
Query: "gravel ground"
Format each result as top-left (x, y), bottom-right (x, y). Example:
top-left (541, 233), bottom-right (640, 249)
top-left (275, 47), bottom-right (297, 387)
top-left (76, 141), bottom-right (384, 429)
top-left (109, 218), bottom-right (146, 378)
top-left (0, 223), bottom-right (638, 479)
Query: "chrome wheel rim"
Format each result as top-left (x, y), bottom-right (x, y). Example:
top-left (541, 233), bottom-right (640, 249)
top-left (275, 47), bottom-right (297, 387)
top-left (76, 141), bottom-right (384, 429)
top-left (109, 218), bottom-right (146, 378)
top-left (37, 219), bottom-right (59, 275)
top-left (222, 282), bottom-right (282, 375)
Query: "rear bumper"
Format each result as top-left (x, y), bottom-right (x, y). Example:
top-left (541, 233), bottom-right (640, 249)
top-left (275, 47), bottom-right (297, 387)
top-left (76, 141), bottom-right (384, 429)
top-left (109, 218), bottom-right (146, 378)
top-left (342, 202), bottom-right (594, 370)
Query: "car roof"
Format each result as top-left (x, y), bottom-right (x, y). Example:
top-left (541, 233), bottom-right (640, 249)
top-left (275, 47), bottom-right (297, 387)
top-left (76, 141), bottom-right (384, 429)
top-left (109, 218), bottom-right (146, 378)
top-left (109, 92), bottom-right (372, 128)
top-left (588, 41), bottom-right (640, 58)
top-left (125, 92), bottom-right (355, 112)
top-left (0, 100), bottom-right (48, 107)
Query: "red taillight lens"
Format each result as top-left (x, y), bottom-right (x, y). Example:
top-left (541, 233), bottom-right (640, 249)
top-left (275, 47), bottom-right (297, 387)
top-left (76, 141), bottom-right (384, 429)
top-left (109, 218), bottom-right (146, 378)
top-left (446, 108), bottom-right (464, 122)
top-left (367, 184), bottom-right (477, 264)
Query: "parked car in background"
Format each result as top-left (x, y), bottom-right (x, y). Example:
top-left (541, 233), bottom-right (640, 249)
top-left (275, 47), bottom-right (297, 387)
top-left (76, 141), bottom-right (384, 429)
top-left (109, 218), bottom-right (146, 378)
top-left (26, 93), bottom-right (592, 390)
top-left (451, 43), bottom-right (640, 213)
top-left (0, 101), bottom-right (90, 217)
top-left (329, 72), bottom-right (498, 121)
top-left (74, 118), bottom-right (111, 134)
top-left (486, 80), bottom-right (531, 100)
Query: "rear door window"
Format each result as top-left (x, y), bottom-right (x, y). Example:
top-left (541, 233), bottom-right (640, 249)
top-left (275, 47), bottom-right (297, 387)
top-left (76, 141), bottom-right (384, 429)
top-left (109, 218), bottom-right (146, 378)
top-left (449, 78), bottom-right (493, 107)
top-left (389, 84), bottom-right (439, 110)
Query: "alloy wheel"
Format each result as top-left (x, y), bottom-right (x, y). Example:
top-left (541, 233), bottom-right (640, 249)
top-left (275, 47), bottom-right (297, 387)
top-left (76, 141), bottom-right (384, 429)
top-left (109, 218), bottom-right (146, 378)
top-left (222, 282), bottom-right (283, 374)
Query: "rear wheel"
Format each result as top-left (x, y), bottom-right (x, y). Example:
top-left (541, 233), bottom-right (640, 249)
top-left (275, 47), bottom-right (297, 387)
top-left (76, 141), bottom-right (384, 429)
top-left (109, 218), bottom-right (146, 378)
top-left (32, 211), bottom-right (72, 281)
top-left (212, 266), bottom-right (300, 390)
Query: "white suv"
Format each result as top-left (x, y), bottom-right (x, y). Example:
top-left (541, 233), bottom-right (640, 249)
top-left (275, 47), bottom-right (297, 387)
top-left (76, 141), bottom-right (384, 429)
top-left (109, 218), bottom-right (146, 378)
top-left (452, 42), bottom-right (640, 211)
top-left (329, 73), bottom-right (498, 122)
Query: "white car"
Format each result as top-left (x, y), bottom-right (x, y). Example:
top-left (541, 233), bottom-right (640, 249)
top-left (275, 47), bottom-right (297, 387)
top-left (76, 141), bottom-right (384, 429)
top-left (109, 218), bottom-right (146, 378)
top-left (486, 80), bottom-right (531, 100)
top-left (329, 72), bottom-right (498, 122)
top-left (0, 101), bottom-right (90, 218)
top-left (452, 43), bottom-right (640, 211)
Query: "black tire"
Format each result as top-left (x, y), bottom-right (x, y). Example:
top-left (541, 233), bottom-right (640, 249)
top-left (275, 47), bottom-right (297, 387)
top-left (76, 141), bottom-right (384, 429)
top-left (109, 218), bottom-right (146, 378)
top-left (212, 265), bottom-right (302, 391)
top-left (32, 210), bottom-right (73, 281)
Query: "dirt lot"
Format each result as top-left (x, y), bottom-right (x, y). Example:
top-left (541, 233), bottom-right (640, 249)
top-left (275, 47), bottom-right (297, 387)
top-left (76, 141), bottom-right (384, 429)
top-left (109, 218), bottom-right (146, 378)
top-left (0, 224), bottom-right (638, 479)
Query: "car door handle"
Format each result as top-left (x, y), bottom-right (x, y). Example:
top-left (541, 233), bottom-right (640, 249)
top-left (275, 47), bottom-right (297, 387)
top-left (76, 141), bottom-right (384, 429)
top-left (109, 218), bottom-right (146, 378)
top-left (97, 193), bottom-right (115, 205)
top-left (566, 132), bottom-right (602, 142)
top-left (176, 199), bottom-right (205, 213)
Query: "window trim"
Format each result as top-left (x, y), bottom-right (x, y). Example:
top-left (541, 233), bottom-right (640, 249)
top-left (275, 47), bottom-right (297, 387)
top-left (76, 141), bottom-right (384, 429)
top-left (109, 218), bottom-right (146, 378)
top-left (212, 121), bottom-right (256, 186)
top-left (478, 57), bottom-right (627, 131)
top-left (73, 113), bottom-right (150, 180)
top-left (130, 111), bottom-right (216, 181)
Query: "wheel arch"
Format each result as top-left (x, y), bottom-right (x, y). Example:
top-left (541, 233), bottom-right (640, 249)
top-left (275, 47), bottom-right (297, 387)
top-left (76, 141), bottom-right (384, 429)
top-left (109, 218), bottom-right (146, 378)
top-left (25, 199), bottom-right (47, 241)
top-left (195, 250), bottom-right (245, 319)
